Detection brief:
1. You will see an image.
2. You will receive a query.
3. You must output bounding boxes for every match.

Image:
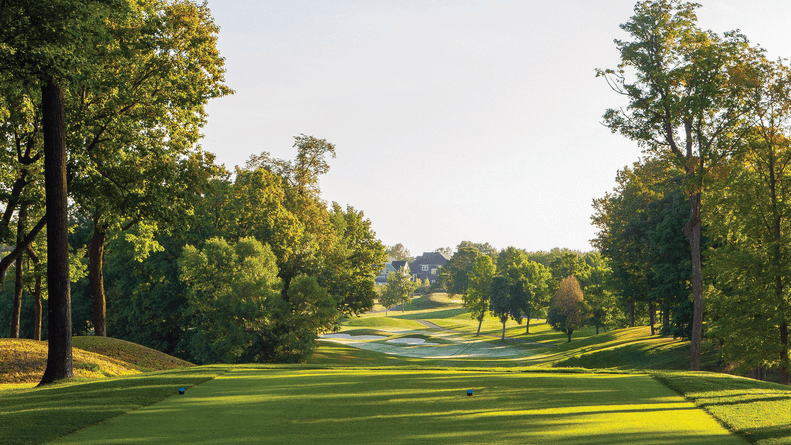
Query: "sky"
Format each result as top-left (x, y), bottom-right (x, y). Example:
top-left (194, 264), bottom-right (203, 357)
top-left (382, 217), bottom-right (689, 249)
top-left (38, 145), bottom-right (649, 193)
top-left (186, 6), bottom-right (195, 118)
top-left (199, 0), bottom-right (791, 256)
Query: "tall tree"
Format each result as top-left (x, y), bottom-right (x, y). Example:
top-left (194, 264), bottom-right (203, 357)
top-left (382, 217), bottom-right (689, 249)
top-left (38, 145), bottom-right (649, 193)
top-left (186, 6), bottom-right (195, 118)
top-left (598, 0), bottom-right (760, 370)
top-left (707, 58), bottom-right (791, 384)
top-left (465, 254), bottom-right (496, 336)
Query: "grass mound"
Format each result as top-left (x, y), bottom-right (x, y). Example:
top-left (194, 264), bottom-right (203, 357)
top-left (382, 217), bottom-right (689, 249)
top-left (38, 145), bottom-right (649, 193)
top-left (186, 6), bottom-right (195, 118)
top-left (548, 327), bottom-right (721, 371)
top-left (0, 336), bottom-right (192, 385)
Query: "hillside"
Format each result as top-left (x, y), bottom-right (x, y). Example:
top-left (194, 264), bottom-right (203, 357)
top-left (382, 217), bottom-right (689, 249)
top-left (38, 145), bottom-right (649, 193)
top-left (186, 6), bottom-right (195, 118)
top-left (0, 336), bottom-right (192, 385)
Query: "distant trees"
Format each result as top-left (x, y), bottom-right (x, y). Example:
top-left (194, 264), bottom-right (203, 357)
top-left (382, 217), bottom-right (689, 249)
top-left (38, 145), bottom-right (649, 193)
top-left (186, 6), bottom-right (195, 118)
top-left (380, 268), bottom-right (417, 314)
top-left (464, 255), bottom-right (496, 336)
top-left (386, 244), bottom-right (413, 262)
top-left (547, 276), bottom-right (588, 343)
top-left (439, 247), bottom-right (480, 297)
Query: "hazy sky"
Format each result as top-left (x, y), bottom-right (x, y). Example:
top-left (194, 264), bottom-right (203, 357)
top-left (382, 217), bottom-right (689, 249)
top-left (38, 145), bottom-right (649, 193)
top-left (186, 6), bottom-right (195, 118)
top-left (199, 0), bottom-right (791, 256)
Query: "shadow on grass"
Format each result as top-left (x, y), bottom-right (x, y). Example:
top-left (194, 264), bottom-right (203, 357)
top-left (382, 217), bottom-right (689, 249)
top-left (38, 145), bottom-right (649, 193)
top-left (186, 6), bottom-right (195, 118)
top-left (394, 308), bottom-right (468, 320)
top-left (0, 366), bottom-right (228, 445)
top-left (52, 369), bottom-right (743, 445)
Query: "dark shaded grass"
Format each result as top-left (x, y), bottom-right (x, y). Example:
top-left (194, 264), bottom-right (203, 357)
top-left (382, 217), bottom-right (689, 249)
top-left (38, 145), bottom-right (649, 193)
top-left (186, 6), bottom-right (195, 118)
top-left (0, 366), bottom-right (228, 445)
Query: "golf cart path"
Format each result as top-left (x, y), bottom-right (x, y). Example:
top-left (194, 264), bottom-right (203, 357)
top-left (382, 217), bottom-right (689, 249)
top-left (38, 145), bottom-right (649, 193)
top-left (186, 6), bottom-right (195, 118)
top-left (414, 320), bottom-right (555, 348)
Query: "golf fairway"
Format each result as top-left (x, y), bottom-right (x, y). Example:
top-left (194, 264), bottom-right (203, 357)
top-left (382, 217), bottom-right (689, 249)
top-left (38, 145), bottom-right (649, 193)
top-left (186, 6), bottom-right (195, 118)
top-left (52, 368), bottom-right (746, 444)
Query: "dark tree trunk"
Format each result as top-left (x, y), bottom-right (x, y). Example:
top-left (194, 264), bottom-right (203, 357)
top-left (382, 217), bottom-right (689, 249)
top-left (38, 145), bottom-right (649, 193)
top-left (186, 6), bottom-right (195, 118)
top-left (0, 215), bottom-right (46, 285)
top-left (525, 310), bottom-right (531, 334)
top-left (501, 318), bottom-right (506, 341)
top-left (39, 80), bottom-right (73, 385)
top-left (11, 253), bottom-right (23, 338)
top-left (476, 317), bottom-right (483, 336)
top-left (567, 330), bottom-right (572, 343)
top-left (649, 302), bottom-right (656, 336)
top-left (27, 246), bottom-right (42, 341)
top-left (662, 304), bottom-right (670, 332)
top-left (684, 191), bottom-right (703, 372)
top-left (10, 205), bottom-right (27, 338)
top-left (89, 218), bottom-right (107, 336)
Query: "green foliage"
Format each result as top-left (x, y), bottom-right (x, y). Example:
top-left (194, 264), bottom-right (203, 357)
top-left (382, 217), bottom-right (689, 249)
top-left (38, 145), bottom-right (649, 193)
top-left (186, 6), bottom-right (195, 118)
top-left (439, 246), bottom-right (479, 296)
top-left (380, 268), bottom-right (417, 314)
top-left (179, 237), bottom-right (283, 365)
top-left (464, 255), bottom-right (495, 335)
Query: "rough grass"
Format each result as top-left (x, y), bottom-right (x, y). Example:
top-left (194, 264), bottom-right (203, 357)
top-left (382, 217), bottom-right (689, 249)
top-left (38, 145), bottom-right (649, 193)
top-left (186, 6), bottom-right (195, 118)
top-left (0, 336), bottom-right (193, 385)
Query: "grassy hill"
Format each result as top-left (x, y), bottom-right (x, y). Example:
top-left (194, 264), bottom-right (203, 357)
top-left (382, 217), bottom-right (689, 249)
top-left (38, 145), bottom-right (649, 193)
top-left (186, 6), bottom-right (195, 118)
top-left (0, 336), bottom-right (192, 385)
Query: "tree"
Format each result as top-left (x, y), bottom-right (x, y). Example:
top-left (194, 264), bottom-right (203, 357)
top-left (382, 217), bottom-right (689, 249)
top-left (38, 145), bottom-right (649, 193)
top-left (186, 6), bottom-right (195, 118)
top-left (386, 243), bottom-right (412, 261)
top-left (707, 58), bottom-right (791, 383)
top-left (465, 255), bottom-right (495, 336)
top-left (547, 276), bottom-right (588, 342)
top-left (490, 276), bottom-right (518, 341)
top-left (178, 237), bottom-right (282, 364)
top-left (68, 0), bottom-right (230, 337)
top-left (599, 0), bottom-right (762, 370)
top-left (439, 247), bottom-right (480, 297)
top-left (457, 240), bottom-right (497, 257)
top-left (381, 267), bottom-right (417, 314)
top-left (0, 0), bottom-right (131, 385)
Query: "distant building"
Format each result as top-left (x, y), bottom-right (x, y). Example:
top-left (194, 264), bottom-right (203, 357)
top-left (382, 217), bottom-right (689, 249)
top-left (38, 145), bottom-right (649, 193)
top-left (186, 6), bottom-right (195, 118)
top-left (410, 251), bottom-right (450, 284)
top-left (376, 260), bottom-right (411, 285)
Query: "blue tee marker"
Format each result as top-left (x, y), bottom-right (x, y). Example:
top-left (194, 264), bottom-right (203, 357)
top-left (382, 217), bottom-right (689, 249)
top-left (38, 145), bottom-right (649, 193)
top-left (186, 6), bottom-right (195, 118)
top-left (467, 389), bottom-right (473, 396)
top-left (179, 387), bottom-right (186, 395)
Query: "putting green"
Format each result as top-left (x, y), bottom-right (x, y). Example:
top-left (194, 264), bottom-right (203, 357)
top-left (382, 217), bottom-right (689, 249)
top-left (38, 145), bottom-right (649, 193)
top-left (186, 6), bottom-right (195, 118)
top-left (53, 368), bottom-right (746, 444)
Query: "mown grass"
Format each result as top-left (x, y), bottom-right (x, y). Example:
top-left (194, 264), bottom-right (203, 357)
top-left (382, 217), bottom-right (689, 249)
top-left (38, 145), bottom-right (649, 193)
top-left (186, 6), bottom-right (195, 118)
top-left (1, 366), bottom-right (229, 445)
top-left (51, 367), bottom-right (743, 445)
top-left (3, 292), bottom-right (789, 444)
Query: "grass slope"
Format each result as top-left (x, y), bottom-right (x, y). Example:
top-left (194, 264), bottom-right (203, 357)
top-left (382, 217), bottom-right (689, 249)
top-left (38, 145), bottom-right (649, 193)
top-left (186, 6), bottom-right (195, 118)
top-left (0, 337), bottom-right (192, 385)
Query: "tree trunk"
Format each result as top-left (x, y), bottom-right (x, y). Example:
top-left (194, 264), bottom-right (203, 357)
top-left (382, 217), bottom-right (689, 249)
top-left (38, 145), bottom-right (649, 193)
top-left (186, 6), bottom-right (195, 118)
top-left (649, 302), bottom-right (656, 336)
top-left (11, 253), bottom-right (23, 338)
top-left (525, 313), bottom-right (531, 334)
top-left (501, 319), bottom-right (506, 341)
top-left (39, 80), bottom-right (73, 385)
top-left (596, 324), bottom-right (599, 335)
top-left (10, 205), bottom-right (28, 339)
top-left (567, 330), bottom-right (572, 343)
top-left (781, 323), bottom-right (789, 385)
top-left (662, 304), bottom-right (670, 333)
top-left (629, 299), bottom-right (635, 328)
top-left (476, 318), bottom-right (483, 336)
top-left (684, 191), bottom-right (703, 372)
top-left (89, 218), bottom-right (107, 336)
top-left (26, 246), bottom-right (42, 341)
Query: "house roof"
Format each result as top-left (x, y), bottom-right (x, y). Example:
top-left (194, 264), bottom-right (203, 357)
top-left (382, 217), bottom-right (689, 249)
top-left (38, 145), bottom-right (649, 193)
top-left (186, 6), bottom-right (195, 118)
top-left (411, 252), bottom-right (449, 267)
top-left (391, 260), bottom-right (409, 271)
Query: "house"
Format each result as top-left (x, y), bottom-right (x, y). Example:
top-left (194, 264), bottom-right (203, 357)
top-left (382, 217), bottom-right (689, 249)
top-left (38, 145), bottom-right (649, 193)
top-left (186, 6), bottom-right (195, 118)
top-left (375, 260), bottom-right (411, 285)
top-left (409, 252), bottom-right (450, 284)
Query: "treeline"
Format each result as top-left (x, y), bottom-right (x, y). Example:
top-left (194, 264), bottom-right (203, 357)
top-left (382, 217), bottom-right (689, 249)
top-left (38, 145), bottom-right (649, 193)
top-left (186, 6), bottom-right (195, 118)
top-left (596, 0), bottom-right (791, 382)
top-left (0, 0), bottom-right (385, 373)
top-left (438, 245), bottom-right (615, 342)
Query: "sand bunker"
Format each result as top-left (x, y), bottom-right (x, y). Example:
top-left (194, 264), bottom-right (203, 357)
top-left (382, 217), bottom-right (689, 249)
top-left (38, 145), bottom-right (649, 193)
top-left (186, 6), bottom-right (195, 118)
top-left (320, 334), bottom-right (386, 341)
top-left (386, 338), bottom-right (439, 346)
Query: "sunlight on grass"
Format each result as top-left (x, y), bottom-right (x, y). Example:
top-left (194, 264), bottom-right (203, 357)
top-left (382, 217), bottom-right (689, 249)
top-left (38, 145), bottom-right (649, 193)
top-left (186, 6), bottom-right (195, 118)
top-left (52, 368), bottom-right (743, 445)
